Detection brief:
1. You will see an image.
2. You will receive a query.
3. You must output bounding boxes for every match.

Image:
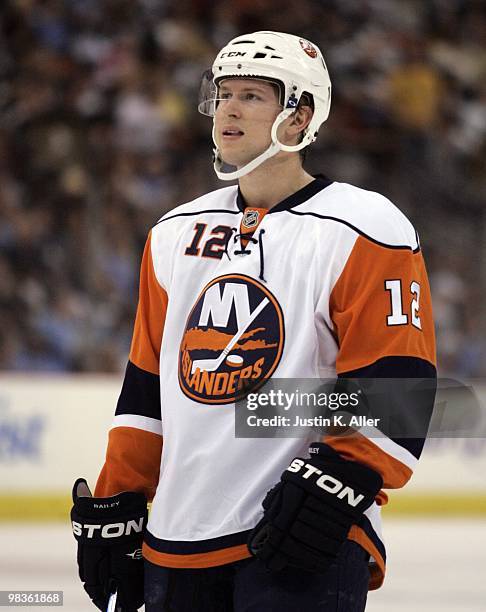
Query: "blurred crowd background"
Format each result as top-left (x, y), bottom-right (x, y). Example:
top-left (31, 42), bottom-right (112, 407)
top-left (1, 0), bottom-right (485, 376)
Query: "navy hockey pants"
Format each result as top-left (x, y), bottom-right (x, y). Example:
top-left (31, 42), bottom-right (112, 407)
top-left (144, 540), bottom-right (369, 611)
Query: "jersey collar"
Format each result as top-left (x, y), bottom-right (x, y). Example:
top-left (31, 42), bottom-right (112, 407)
top-left (236, 175), bottom-right (333, 214)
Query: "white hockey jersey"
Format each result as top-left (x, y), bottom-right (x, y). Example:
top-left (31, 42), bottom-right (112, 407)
top-left (96, 177), bottom-right (436, 590)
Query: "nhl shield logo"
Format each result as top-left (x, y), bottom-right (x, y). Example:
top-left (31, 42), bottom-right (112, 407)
top-left (179, 274), bottom-right (284, 404)
top-left (242, 210), bottom-right (260, 229)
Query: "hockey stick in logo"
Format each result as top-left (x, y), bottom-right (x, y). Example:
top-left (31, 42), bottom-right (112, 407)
top-left (191, 297), bottom-right (269, 373)
top-left (106, 590), bottom-right (117, 612)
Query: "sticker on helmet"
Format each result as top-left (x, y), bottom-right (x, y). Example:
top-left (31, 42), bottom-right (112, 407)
top-left (299, 39), bottom-right (318, 58)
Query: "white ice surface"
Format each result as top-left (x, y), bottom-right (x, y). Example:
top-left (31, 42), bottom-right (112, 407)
top-left (0, 518), bottom-right (484, 611)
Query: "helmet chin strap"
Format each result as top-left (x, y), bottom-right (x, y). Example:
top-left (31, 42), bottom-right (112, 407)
top-left (212, 108), bottom-right (307, 181)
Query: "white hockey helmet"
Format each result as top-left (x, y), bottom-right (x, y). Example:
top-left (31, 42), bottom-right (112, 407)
top-left (198, 31), bottom-right (332, 180)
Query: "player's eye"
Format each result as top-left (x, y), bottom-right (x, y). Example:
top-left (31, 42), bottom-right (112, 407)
top-left (244, 92), bottom-right (261, 101)
top-left (219, 92), bottom-right (232, 100)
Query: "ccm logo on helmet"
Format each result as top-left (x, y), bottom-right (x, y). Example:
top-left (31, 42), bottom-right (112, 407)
top-left (72, 517), bottom-right (144, 539)
top-left (221, 51), bottom-right (246, 58)
top-left (287, 459), bottom-right (365, 507)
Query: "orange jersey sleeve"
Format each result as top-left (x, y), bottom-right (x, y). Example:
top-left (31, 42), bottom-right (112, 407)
top-left (129, 230), bottom-right (169, 375)
top-left (325, 235), bottom-right (436, 491)
top-left (95, 231), bottom-right (167, 500)
top-left (330, 235), bottom-right (436, 374)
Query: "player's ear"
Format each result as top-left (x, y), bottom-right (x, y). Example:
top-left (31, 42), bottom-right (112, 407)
top-left (292, 105), bottom-right (312, 133)
top-left (282, 104), bottom-right (313, 145)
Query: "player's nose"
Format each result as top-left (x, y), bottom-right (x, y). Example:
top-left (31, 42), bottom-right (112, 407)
top-left (220, 97), bottom-right (242, 118)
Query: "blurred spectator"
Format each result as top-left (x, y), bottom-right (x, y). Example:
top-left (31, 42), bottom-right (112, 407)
top-left (0, 0), bottom-right (485, 376)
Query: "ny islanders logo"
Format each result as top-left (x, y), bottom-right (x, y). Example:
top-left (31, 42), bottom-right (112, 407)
top-left (299, 38), bottom-right (318, 58)
top-left (179, 274), bottom-right (284, 404)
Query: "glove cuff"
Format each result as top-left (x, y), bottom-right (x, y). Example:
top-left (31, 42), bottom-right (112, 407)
top-left (73, 490), bottom-right (147, 519)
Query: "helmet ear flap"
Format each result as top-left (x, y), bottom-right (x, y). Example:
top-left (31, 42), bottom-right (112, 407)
top-left (299, 92), bottom-right (315, 112)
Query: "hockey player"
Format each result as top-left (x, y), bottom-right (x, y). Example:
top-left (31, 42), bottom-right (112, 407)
top-left (72, 31), bottom-right (436, 611)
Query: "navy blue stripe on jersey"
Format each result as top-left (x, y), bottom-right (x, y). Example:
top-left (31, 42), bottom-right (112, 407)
top-left (340, 355), bottom-right (436, 378)
top-left (339, 356), bottom-right (437, 460)
top-left (237, 176), bottom-right (333, 213)
top-left (115, 359), bottom-right (161, 421)
top-left (157, 209), bottom-right (241, 225)
top-left (288, 209), bottom-right (421, 252)
top-left (145, 528), bottom-right (251, 555)
top-left (358, 513), bottom-right (387, 564)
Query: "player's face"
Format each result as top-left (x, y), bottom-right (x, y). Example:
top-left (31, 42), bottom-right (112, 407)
top-left (213, 79), bottom-right (282, 169)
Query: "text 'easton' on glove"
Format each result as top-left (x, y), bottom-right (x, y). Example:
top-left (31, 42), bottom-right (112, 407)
top-left (247, 443), bottom-right (383, 574)
top-left (71, 478), bottom-right (148, 611)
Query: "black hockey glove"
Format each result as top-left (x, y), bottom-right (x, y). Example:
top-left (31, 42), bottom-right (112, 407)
top-left (248, 443), bottom-right (383, 574)
top-left (71, 478), bottom-right (147, 611)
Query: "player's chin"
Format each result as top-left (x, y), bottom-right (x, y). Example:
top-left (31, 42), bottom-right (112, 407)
top-left (219, 149), bottom-right (250, 168)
